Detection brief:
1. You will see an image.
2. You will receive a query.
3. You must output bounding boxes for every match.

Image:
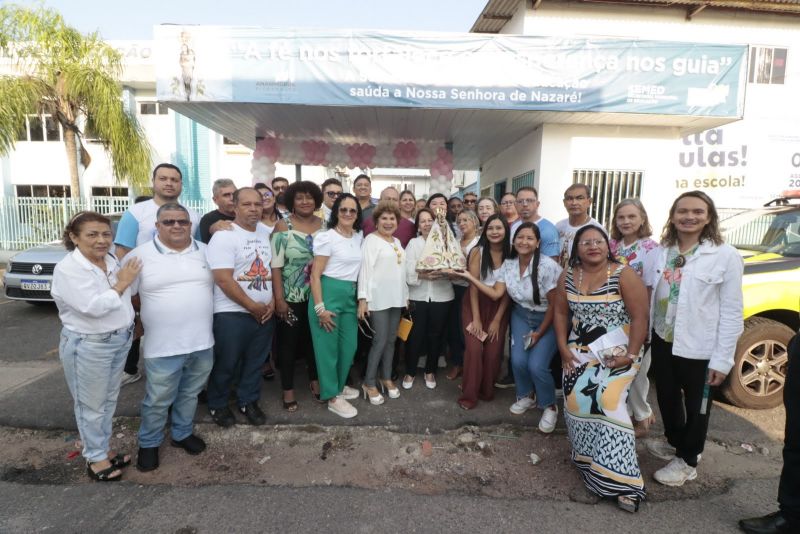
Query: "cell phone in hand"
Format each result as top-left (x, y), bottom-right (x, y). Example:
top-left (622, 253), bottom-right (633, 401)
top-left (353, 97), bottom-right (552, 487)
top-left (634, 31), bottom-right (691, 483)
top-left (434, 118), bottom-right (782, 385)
top-left (523, 333), bottom-right (536, 350)
top-left (476, 330), bottom-right (488, 342)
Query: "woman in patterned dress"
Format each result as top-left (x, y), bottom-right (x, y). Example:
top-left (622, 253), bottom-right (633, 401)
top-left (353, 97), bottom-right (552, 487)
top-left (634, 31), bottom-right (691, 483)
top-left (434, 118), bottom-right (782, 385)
top-left (609, 198), bottom-right (661, 437)
top-left (553, 225), bottom-right (649, 512)
top-left (271, 181), bottom-right (324, 411)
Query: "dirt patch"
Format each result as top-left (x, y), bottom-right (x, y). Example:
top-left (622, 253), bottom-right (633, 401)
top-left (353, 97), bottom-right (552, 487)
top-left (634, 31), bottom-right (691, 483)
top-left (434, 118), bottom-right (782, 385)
top-left (0, 421), bottom-right (780, 502)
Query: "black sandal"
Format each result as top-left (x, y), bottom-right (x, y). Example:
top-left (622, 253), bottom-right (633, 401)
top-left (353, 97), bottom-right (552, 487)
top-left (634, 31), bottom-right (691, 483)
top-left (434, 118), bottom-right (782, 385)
top-left (109, 453), bottom-right (131, 469)
top-left (87, 462), bottom-right (123, 482)
top-left (283, 400), bottom-right (299, 412)
top-left (309, 383), bottom-right (324, 404)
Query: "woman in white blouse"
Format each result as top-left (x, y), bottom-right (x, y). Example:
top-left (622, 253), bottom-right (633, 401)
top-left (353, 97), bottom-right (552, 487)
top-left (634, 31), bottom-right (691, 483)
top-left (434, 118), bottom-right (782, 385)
top-left (51, 211), bottom-right (141, 482)
top-left (308, 194), bottom-right (364, 418)
top-left (403, 208), bottom-right (455, 390)
top-left (454, 222), bottom-right (562, 433)
top-left (445, 209), bottom-right (481, 381)
top-left (357, 201), bottom-right (408, 404)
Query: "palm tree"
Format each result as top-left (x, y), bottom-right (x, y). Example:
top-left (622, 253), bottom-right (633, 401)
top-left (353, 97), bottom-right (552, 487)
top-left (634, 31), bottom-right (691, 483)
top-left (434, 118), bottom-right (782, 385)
top-left (0, 5), bottom-right (151, 198)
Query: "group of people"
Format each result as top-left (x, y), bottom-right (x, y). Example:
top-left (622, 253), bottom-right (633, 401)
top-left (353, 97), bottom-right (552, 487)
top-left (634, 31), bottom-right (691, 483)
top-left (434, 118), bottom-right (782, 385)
top-left (53, 164), bottom-right (749, 516)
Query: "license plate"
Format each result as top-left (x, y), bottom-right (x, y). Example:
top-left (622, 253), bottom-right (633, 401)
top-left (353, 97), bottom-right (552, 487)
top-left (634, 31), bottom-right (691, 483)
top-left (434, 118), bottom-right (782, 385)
top-left (21, 279), bottom-right (50, 291)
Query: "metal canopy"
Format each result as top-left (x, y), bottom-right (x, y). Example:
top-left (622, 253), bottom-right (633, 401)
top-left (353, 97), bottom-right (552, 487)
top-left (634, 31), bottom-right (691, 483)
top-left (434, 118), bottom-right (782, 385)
top-left (165, 101), bottom-right (734, 168)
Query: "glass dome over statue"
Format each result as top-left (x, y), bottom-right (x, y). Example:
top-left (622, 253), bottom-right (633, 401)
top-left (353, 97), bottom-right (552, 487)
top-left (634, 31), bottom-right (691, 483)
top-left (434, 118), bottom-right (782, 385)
top-left (416, 206), bottom-right (466, 271)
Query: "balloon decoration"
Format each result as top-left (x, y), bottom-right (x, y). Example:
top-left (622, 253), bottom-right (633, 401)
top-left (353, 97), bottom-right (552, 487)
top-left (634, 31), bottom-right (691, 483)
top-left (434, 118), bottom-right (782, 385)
top-left (250, 137), bottom-right (455, 194)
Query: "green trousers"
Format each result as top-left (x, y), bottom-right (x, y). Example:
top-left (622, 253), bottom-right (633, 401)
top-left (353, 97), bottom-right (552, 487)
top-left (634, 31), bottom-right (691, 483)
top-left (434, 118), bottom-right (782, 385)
top-left (308, 275), bottom-right (357, 401)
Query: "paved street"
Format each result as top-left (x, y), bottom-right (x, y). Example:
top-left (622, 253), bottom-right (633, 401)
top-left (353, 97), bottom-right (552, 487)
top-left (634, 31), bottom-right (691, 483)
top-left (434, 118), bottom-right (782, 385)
top-left (0, 292), bottom-right (789, 533)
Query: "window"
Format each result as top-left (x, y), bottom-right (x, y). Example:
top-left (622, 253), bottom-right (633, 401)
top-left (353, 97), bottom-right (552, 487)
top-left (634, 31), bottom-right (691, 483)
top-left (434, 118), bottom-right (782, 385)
top-left (18, 115), bottom-right (62, 142)
top-left (91, 186), bottom-right (129, 197)
top-left (44, 116), bottom-right (61, 141)
top-left (749, 47), bottom-right (787, 85)
top-left (512, 170), bottom-right (534, 192)
top-left (139, 102), bottom-right (169, 115)
top-left (28, 116), bottom-right (44, 141)
top-left (572, 169), bottom-right (643, 230)
top-left (493, 182), bottom-right (506, 202)
top-left (15, 184), bottom-right (72, 197)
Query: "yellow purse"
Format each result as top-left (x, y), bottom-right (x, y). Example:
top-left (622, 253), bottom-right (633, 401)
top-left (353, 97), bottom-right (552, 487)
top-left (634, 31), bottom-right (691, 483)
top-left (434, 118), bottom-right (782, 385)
top-left (396, 315), bottom-right (413, 342)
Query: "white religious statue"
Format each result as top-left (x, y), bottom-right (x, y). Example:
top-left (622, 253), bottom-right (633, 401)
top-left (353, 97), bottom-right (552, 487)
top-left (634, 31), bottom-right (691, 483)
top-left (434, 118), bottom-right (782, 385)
top-left (416, 207), bottom-right (466, 272)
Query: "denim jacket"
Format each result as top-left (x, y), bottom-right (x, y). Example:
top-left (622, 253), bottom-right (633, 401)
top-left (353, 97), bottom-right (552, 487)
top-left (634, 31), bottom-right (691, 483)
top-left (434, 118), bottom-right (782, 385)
top-left (649, 241), bottom-right (744, 375)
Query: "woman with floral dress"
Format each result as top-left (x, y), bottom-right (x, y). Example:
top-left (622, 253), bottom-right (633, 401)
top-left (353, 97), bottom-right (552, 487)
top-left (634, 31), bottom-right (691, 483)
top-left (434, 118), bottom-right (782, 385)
top-left (609, 198), bottom-right (661, 437)
top-left (271, 181), bottom-right (324, 411)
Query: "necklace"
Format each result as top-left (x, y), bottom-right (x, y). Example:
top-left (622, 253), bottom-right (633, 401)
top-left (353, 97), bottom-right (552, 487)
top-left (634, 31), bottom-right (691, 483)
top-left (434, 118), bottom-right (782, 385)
top-left (335, 225), bottom-right (353, 238)
top-left (576, 262), bottom-right (612, 308)
top-left (674, 242), bottom-right (699, 268)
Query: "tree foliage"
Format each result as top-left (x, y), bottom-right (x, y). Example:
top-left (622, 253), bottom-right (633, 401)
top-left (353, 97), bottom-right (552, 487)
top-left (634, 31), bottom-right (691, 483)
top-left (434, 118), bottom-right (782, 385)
top-left (0, 4), bottom-right (152, 196)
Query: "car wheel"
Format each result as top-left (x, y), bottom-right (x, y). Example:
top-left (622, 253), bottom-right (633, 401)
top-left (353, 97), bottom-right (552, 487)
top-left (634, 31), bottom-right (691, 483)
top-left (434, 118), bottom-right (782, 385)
top-left (721, 317), bottom-right (793, 409)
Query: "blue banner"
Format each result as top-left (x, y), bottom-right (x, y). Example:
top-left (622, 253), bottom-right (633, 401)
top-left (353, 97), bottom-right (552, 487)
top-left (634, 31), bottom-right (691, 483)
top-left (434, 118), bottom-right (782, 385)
top-left (155, 27), bottom-right (746, 117)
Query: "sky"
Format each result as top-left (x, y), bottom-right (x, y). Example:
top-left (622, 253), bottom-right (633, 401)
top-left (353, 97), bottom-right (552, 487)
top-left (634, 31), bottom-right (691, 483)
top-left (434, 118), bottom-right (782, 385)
top-left (12, 0), bottom-right (489, 39)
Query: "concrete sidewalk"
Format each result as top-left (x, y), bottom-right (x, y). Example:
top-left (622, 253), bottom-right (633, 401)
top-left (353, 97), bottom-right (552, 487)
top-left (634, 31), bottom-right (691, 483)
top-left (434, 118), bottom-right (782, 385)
top-left (0, 356), bottom-right (540, 433)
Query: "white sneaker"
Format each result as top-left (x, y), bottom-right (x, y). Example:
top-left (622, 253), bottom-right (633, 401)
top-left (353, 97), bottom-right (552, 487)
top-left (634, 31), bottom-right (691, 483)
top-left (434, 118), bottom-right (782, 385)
top-left (654, 457), bottom-right (697, 487)
top-left (338, 386), bottom-right (360, 400)
top-left (424, 373), bottom-right (437, 390)
top-left (538, 406), bottom-right (558, 433)
top-left (646, 439), bottom-right (677, 461)
top-left (402, 375), bottom-right (415, 389)
top-left (328, 398), bottom-right (357, 419)
top-left (510, 396), bottom-right (536, 415)
top-left (120, 372), bottom-right (141, 387)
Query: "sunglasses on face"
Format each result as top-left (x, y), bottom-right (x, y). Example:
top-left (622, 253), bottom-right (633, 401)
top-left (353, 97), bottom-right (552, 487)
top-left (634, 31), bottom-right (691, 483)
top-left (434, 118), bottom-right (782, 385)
top-left (464, 199), bottom-right (476, 205)
top-left (339, 207), bottom-right (358, 215)
top-left (159, 219), bottom-right (192, 227)
top-left (326, 191), bottom-right (342, 198)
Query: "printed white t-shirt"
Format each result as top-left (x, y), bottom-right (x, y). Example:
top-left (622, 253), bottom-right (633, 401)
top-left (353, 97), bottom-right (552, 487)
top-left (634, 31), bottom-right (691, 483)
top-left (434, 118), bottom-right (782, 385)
top-left (206, 223), bottom-right (273, 313)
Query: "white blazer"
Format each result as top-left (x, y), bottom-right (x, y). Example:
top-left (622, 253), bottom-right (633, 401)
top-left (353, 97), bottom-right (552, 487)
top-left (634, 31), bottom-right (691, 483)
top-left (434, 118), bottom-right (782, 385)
top-left (650, 241), bottom-right (744, 375)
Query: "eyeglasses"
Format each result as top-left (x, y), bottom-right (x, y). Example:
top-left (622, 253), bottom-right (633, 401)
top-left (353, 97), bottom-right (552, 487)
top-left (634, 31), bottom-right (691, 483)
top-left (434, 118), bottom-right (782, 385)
top-left (339, 207), bottom-right (358, 215)
top-left (159, 219), bottom-right (192, 227)
top-left (565, 195), bottom-right (588, 202)
top-left (577, 239), bottom-right (605, 247)
top-left (516, 198), bottom-right (536, 205)
top-left (326, 191), bottom-right (342, 198)
top-left (261, 192), bottom-right (274, 199)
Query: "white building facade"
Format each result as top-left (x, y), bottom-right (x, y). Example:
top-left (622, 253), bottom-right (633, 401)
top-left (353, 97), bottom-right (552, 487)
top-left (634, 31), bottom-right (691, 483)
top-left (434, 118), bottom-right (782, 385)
top-left (469, 0), bottom-right (800, 228)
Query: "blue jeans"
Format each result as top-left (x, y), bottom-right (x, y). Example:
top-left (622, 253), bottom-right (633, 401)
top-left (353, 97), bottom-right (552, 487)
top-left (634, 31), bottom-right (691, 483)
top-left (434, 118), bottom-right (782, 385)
top-left (59, 325), bottom-right (133, 463)
top-left (138, 348), bottom-right (214, 448)
top-left (207, 312), bottom-right (274, 410)
top-left (509, 304), bottom-right (557, 408)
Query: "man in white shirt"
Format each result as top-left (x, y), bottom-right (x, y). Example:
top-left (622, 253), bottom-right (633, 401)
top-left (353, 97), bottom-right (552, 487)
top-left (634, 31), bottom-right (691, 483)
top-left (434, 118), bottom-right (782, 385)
top-left (114, 164), bottom-right (201, 385)
top-left (126, 203), bottom-right (214, 472)
top-left (555, 183), bottom-right (606, 267)
top-left (114, 163), bottom-right (201, 258)
top-left (206, 187), bottom-right (275, 427)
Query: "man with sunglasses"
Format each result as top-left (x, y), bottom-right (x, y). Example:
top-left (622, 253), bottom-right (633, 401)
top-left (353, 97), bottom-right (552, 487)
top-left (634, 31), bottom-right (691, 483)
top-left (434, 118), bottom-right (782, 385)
top-left (316, 178), bottom-right (343, 224)
top-left (271, 177), bottom-right (291, 219)
top-left (114, 163), bottom-right (201, 386)
top-left (125, 203), bottom-right (214, 472)
top-left (462, 192), bottom-right (478, 212)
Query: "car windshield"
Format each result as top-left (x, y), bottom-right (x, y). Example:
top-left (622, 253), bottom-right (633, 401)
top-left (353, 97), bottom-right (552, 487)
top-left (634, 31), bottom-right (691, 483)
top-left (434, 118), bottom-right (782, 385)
top-left (722, 207), bottom-right (800, 257)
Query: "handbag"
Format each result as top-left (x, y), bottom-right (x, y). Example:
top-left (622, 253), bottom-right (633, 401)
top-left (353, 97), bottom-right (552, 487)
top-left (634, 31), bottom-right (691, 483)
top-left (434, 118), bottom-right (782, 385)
top-left (396, 311), bottom-right (413, 342)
